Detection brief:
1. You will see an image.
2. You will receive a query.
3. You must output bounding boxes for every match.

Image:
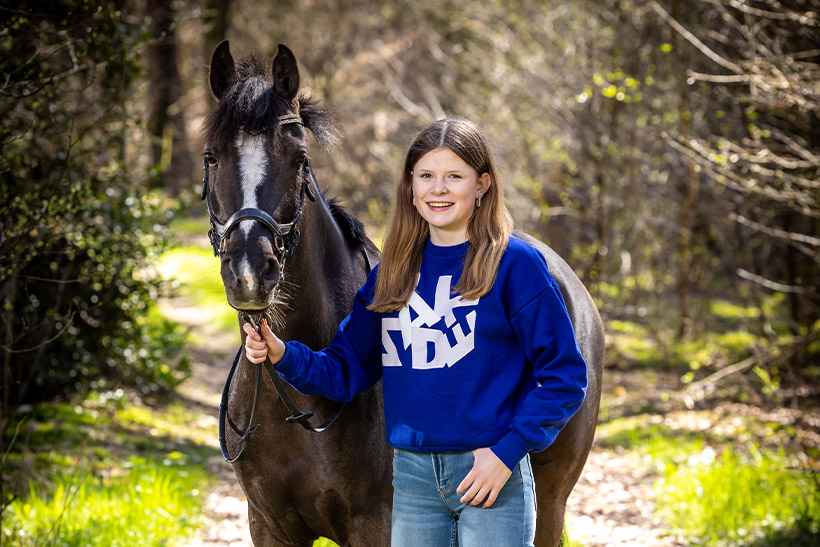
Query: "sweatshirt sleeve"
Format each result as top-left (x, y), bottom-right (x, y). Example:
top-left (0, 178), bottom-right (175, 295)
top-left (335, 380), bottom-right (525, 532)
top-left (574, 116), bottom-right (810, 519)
top-left (273, 272), bottom-right (383, 402)
top-left (490, 256), bottom-right (588, 471)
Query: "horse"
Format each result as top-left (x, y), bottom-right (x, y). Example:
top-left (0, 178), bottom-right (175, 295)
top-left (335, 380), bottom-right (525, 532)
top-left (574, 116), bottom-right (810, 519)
top-left (201, 40), bottom-right (604, 547)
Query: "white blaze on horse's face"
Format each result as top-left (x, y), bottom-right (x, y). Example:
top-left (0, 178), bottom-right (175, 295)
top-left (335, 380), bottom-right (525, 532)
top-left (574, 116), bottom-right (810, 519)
top-left (235, 131), bottom-right (268, 293)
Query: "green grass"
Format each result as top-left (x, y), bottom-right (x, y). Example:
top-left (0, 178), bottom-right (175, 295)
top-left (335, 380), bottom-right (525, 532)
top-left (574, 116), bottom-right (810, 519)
top-left (4, 458), bottom-right (207, 546)
top-left (168, 214), bottom-right (210, 238)
top-left (2, 392), bottom-right (218, 546)
top-left (656, 446), bottom-right (820, 546)
top-left (157, 245), bottom-right (238, 333)
top-left (599, 414), bottom-right (820, 545)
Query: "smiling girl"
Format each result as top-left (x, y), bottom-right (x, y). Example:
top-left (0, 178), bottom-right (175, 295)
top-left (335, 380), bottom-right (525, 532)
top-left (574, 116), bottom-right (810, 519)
top-left (244, 118), bottom-right (587, 547)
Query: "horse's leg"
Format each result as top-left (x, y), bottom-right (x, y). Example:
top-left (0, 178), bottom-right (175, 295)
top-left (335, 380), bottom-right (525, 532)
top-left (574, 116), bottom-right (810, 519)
top-left (530, 422), bottom-right (593, 547)
top-left (248, 505), bottom-right (314, 547)
top-left (344, 513), bottom-right (391, 547)
top-left (531, 484), bottom-right (568, 547)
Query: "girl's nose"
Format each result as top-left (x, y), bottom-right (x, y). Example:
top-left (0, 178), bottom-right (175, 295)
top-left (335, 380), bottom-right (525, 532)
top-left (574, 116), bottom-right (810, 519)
top-left (431, 176), bottom-right (447, 193)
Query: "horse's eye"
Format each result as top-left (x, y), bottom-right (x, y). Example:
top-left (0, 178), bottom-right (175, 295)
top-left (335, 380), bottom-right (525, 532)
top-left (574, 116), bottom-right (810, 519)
top-left (294, 156), bottom-right (306, 169)
top-left (203, 152), bottom-right (218, 166)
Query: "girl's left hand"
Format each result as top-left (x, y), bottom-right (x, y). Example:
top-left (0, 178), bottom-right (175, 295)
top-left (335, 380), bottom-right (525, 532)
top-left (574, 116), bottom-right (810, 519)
top-left (456, 447), bottom-right (513, 508)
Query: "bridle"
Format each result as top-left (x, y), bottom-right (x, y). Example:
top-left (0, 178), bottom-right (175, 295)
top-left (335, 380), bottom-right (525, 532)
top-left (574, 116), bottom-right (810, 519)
top-left (200, 113), bottom-right (316, 260)
top-left (202, 112), bottom-right (354, 463)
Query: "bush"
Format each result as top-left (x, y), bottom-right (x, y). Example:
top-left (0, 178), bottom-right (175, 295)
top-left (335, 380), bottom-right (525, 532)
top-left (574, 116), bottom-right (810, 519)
top-left (0, 2), bottom-right (189, 419)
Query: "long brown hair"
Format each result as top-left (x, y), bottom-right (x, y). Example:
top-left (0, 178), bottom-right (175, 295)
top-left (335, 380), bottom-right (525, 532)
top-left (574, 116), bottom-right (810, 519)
top-left (370, 118), bottom-right (514, 313)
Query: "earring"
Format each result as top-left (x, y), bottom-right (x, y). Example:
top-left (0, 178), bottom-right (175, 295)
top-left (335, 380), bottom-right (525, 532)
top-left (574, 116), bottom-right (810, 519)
top-left (475, 194), bottom-right (482, 208)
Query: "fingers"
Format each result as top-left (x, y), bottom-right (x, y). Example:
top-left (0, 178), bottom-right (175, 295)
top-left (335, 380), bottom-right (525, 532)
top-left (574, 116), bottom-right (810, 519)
top-left (243, 319), bottom-right (286, 364)
top-left (242, 322), bottom-right (260, 341)
top-left (458, 478), bottom-right (496, 507)
top-left (245, 347), bottom-right (268, 364)
top-left (456, 448), bottom-right (513, 508)
top-left (259, 319), bottom-right (277, 344)
top-left (243, 322), bottom-right (268, 364)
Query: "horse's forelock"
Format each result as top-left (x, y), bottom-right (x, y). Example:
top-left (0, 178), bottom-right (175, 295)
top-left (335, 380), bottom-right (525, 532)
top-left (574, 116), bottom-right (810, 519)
top-left (204, 53), bottom-right (342, 153)
top-left (204, 53), bottom-right (292, 145)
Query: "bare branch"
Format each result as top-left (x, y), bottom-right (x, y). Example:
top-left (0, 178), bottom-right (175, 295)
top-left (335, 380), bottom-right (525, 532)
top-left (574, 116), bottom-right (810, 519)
top-left (728, 0), bottom-right (820, 25)
top-left (730, 213), bottom-right (820, 247)
top-left (650, 0), bottom-right (744, 73)
top-left (736, 267), bottom-right (813, 294)
top-left (686, 70), bottom-right (749, 84)
top-left (0, 312), bottom-right (74, 354)
top-left (680, 355), bottom-right (758, 409)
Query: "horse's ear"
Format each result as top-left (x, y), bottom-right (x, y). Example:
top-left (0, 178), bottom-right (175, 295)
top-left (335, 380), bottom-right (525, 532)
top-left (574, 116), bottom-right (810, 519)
top-left (209, 40), bottom-right (236, 100)
top-left (271, 44), bottom-right (299, 103)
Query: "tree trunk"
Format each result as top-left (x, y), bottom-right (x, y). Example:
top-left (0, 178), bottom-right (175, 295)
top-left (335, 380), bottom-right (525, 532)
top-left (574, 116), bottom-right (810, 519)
top-left (145, 0), bottom-right (192, 196)
top-left (204, 0), bottom-right (232, 107)
top-left (673, 0), bottom-right (699, 339)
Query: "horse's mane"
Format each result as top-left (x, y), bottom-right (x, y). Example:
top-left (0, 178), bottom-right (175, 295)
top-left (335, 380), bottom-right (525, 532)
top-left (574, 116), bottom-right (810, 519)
top-left (203, 52), bottom-right (341, 150)
top-left (327, 197), bottom-right (372, 252)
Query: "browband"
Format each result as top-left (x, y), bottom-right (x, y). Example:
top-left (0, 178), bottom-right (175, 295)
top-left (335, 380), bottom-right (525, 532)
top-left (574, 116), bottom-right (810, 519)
top-left (278, 113), bottom-right (302, 126)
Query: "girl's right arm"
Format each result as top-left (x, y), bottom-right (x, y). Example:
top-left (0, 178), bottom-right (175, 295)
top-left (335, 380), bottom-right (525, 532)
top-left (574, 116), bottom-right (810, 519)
top-left (243, 280), bottom-right (383, 402)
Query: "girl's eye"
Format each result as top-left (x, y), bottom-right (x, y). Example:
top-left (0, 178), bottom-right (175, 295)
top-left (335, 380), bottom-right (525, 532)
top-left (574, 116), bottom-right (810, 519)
top-left (419, 173), bottom-right (432, 178)
top-left (449, 174), bottom-right (462, 179)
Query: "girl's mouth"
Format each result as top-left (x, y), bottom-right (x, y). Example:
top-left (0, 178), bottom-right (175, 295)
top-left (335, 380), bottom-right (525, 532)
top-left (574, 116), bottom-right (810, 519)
top-left (427, 201), bottom-right (454, 210)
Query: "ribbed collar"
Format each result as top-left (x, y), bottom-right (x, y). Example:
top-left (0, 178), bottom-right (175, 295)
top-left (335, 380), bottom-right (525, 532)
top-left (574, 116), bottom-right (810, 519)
top-left (424, 238), bottom-right (470, 258)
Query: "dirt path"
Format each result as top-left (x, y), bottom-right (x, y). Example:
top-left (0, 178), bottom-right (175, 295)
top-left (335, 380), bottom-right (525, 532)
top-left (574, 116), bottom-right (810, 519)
top-left (160, 289), bottom-right (682, 546)
top-left (159, 296), bottom-right (253, 547)
top-left (566, 447), bottom-right (683, 546)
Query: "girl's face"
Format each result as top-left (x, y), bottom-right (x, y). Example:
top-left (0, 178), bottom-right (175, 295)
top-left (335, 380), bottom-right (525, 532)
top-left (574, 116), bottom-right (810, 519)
top-left (411, 147), bottom-right (491, 246)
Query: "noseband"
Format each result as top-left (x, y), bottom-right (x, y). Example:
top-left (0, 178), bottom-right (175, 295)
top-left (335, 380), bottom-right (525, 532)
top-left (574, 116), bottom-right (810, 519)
top-left (200, 112), bottom-right (317, 259)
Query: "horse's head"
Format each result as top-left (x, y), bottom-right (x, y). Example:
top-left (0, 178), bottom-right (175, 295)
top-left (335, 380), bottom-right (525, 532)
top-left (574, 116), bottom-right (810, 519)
top-left (201, 41), bottom-right (339, 320)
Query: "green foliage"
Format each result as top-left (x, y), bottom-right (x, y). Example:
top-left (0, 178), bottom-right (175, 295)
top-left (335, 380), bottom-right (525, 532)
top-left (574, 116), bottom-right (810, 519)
top-left (0, 1), bottom-right (189, 413)
top-left (656, 447), bottom-right (820, 546)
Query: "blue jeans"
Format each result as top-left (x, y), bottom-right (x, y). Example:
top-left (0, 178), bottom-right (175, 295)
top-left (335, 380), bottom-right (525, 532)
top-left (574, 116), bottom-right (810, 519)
top-left (391, 449), bottom-right (536, 547)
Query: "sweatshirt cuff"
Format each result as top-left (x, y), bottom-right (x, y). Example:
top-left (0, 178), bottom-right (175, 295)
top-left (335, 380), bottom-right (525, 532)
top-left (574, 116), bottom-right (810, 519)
top-left (491, 429), bottom-right (531, 471)
top-left (274, 342), bottom-right (300, 378)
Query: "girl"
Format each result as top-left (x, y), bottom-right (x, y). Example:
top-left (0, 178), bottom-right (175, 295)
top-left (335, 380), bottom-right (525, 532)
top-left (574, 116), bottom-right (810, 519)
top-left (244, 118), bottom-right (587, 547)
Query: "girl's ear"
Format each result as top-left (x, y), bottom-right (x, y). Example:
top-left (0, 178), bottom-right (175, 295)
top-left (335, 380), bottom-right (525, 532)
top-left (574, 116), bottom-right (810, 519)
top-left (478, 172), bottom-right (492, 195)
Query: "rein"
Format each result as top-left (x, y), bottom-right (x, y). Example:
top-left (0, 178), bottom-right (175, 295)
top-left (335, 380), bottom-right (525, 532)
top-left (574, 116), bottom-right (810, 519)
top-left (208, 112), bottom-right (369, 463)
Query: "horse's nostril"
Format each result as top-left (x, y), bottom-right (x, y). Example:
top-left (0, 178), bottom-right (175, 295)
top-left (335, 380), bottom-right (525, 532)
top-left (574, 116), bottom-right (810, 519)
top-left (262, 258), bottom-right (279, 292)
top-left (221, 255), bottom-right (239, 284)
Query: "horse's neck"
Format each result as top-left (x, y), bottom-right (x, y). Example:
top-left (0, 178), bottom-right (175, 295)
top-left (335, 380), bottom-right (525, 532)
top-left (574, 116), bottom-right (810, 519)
top-left (278, 197), bottom-right (361, 345)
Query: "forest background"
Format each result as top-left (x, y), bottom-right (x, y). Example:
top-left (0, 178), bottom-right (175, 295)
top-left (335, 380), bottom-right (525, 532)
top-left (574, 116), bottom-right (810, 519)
top-left (1, 0), bottom-right (818, 545)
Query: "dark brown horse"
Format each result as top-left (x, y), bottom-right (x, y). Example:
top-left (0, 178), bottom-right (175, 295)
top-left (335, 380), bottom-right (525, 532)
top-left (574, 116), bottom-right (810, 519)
top-left (202, 40), bottom-right (603, 547)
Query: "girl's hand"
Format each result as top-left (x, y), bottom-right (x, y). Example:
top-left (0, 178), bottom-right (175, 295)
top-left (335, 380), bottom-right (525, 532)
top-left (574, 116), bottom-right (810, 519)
top-left (456, 447), bottom-right (513, 508)
top-left (242, 319), bottom-right (287, 364)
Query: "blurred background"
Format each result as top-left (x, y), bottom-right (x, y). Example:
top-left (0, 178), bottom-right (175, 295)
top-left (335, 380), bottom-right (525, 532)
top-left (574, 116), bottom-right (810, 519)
top-left (1, 1), bottom-right (818, 546)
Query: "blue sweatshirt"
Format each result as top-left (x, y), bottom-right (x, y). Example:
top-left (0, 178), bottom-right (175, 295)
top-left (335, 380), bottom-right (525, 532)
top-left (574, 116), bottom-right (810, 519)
top-left (276, 236), bottom-right (587, 470)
